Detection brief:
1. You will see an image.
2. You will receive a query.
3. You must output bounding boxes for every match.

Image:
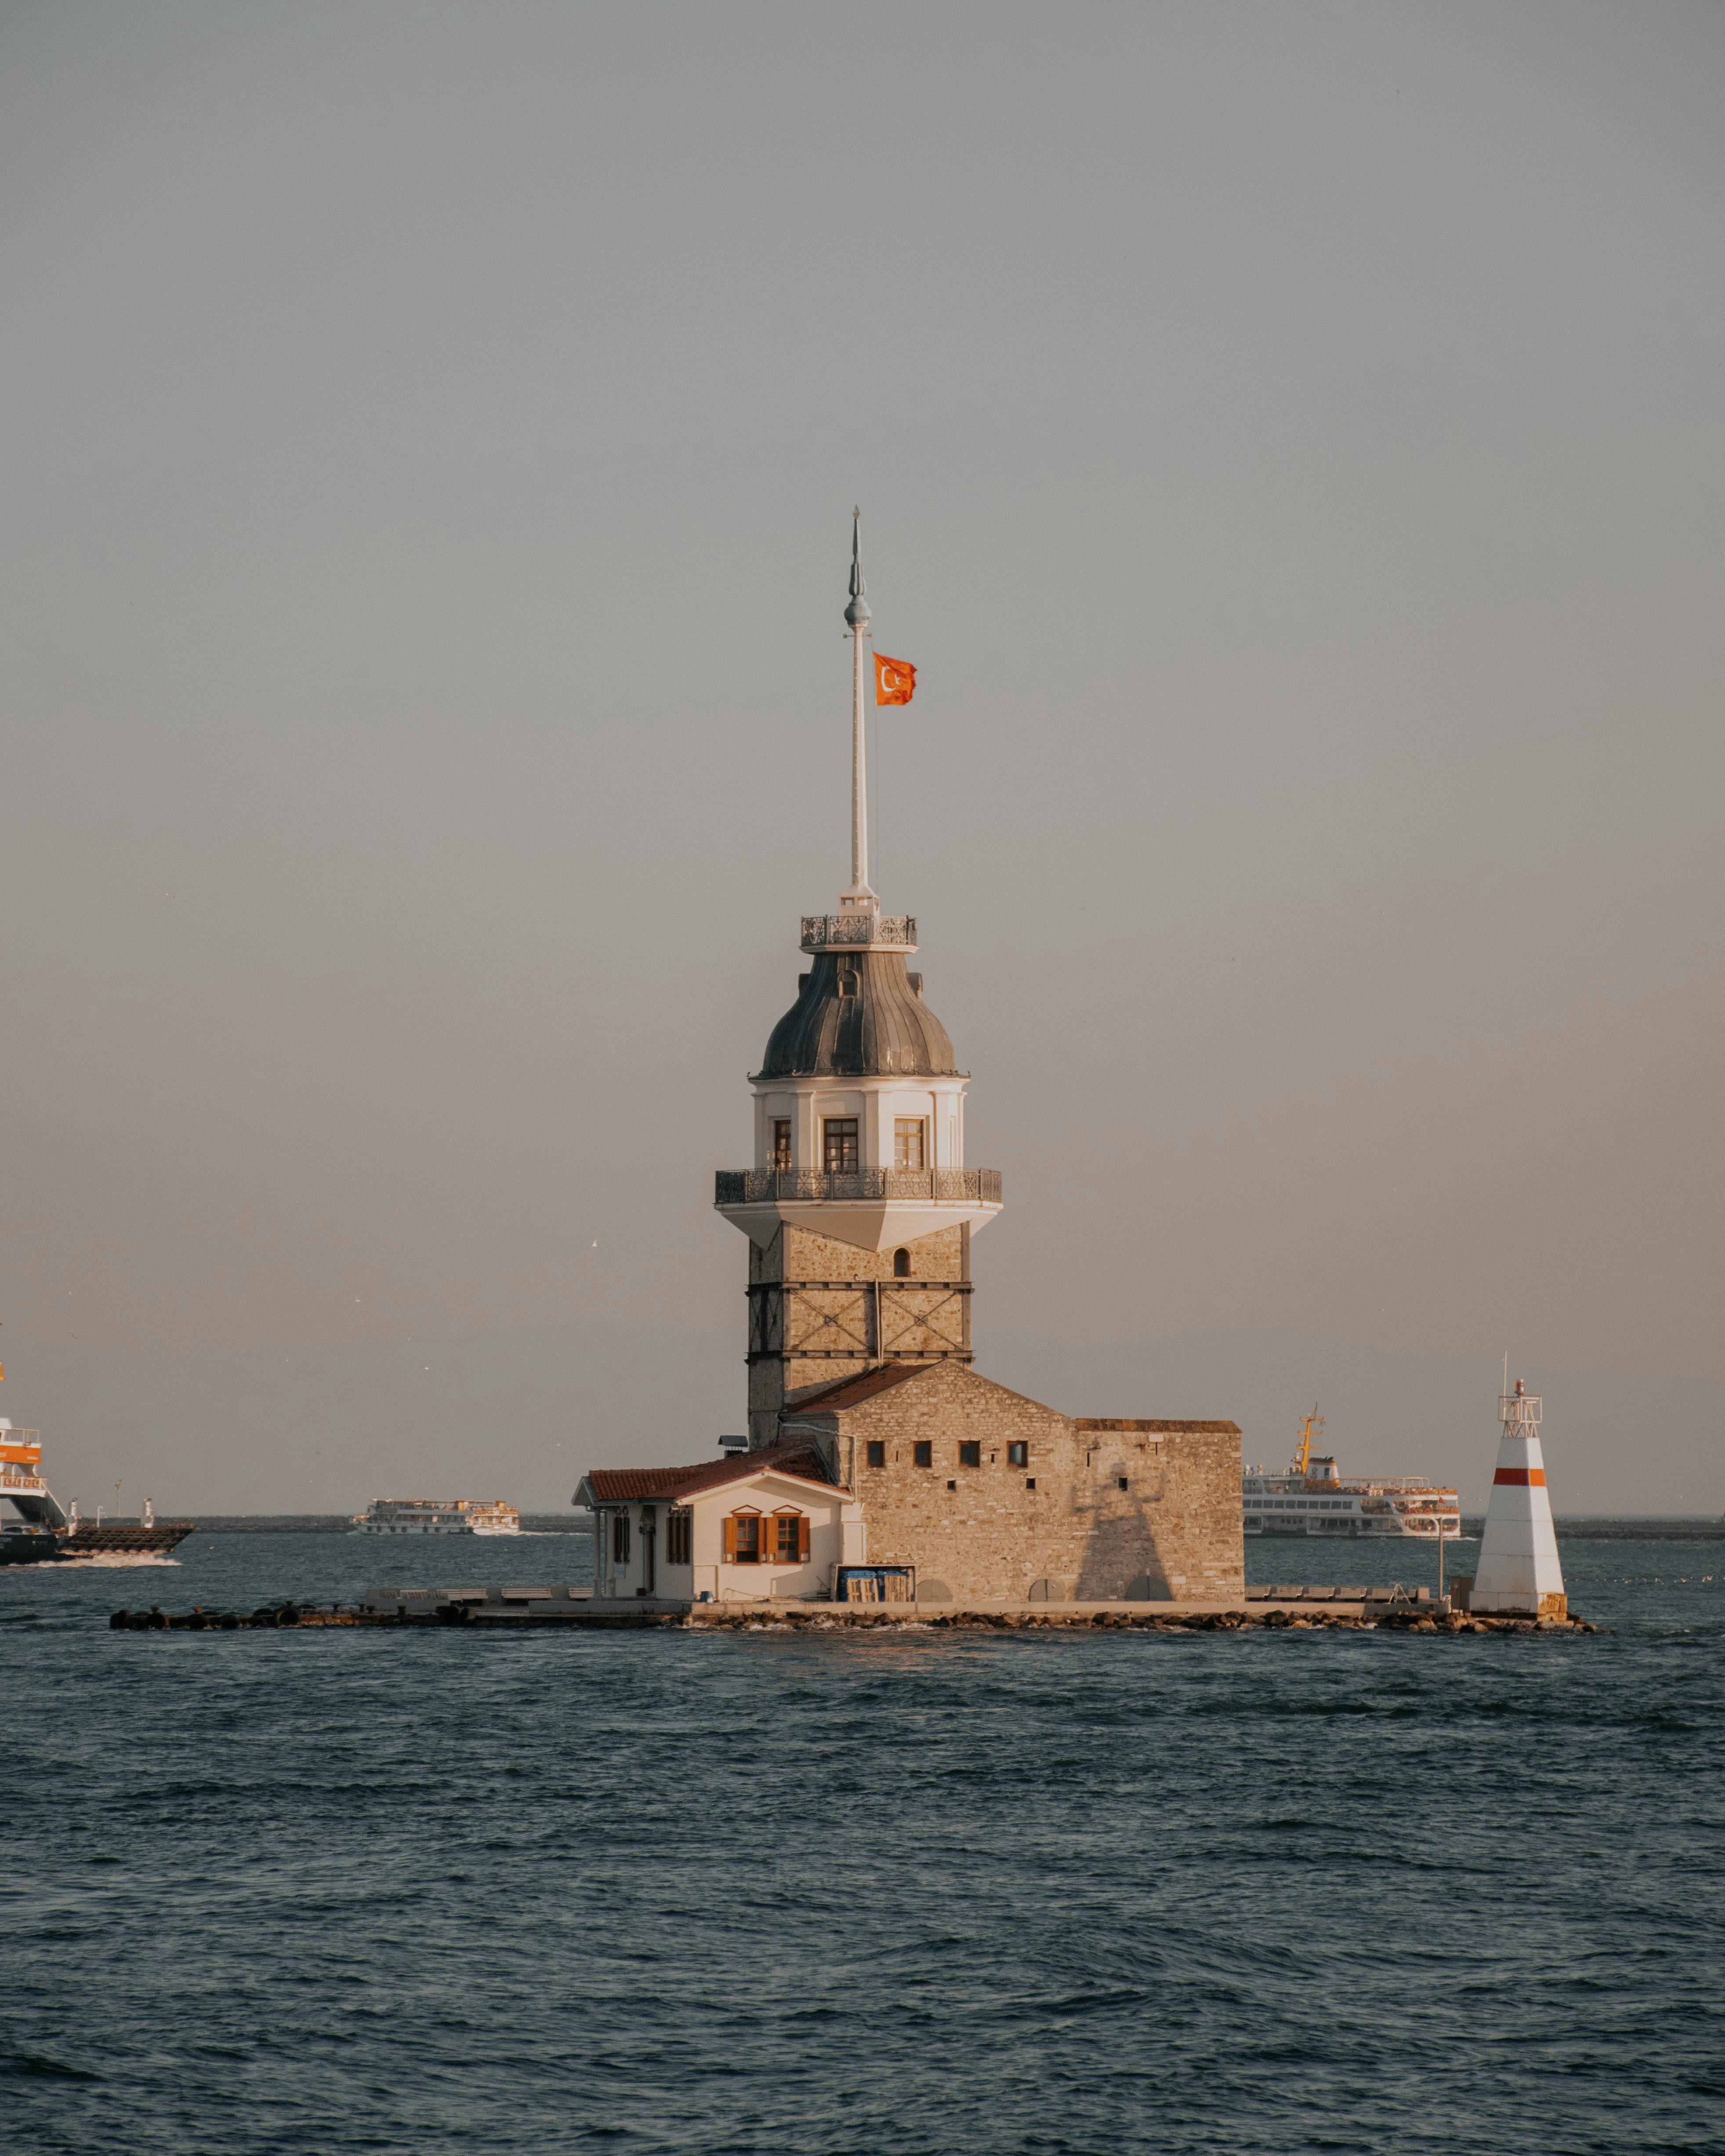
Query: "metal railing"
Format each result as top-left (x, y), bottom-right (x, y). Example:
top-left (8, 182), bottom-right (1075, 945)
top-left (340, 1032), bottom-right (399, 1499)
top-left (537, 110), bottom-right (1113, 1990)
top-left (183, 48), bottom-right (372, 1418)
top-left (716, 1168), bottom-right (1002, 1206)
top-left (799, 914), bottom-right (917, 951)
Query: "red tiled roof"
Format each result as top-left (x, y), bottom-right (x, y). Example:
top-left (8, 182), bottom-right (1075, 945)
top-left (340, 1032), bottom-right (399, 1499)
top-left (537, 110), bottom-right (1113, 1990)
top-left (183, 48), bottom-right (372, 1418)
top-left (783, 1362), bottom-right (930, 1414)
top-left (583, 1441), bottom-right (834, 1506)
top-left (1074, 1418), bottom-right (1240, 1433)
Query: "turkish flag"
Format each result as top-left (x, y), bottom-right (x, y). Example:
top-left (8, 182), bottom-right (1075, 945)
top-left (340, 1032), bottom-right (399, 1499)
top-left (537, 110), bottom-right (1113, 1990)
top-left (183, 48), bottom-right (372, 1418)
top-left (874, 653), bottom-right (917, 705)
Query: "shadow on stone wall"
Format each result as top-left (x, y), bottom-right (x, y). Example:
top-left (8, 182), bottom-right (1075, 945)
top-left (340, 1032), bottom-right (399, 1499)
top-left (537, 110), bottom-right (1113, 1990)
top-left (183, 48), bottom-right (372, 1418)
top-left (1075, 1508), bottom-right (1171, 1599)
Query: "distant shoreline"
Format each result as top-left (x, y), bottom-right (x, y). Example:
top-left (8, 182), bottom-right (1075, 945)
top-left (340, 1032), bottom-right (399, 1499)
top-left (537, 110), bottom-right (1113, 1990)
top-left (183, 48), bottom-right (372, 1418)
top-left (1468, 1516), bottom-right (1723, 1540)
top-left (183, 1515), bottom-right (590, 1534)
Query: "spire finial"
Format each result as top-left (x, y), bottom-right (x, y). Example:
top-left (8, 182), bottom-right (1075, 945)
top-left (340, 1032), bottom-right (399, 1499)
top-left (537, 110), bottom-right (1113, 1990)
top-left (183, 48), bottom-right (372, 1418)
top-left (845, 506), bottom-right (870, 626)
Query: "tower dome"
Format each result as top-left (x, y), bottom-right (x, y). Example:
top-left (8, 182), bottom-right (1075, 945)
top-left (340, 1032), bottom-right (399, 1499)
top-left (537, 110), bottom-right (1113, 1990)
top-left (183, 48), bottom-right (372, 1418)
top-left (757, 944), bottom-right (959, 1080)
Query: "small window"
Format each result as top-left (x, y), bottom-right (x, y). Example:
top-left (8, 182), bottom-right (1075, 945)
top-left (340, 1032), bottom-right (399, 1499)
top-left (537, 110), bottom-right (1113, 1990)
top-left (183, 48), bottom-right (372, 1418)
top-left (1007, 1441), bottom-right (1029, 1468)
top-left (837, 966), bottom-right (859, 998)
top-left (866, 1440), bottom-right (886, 1469)
top-left (666, 1508), bottom-right (692, 1565)
top-left (958, 1441), bottom-right (981, 1468)
top-left (1026, 1477), bottom-right (1036, 1491)
top-left (773, 1512), bottom-right (808, 1563)
top-left (913, 1440), bottom-right (932, 1469)
top-left (894, 1118), bottom-right (926, 1170)
top-left (946, 1480), bottom-right (957, 1490)
top-left (727, 1512), bottom-right (761, 1563)
top-left (610, 1512), bottom-right (631, 1563)
top-left (892, 1247), bottom-right (911, 1278)
top-left (1119, 1476), bottom-right (1130, 1491)
top-left (772, 1119), bottom-right (791, 1170)
top-left (823, 1118), bottom-right (859, 1172)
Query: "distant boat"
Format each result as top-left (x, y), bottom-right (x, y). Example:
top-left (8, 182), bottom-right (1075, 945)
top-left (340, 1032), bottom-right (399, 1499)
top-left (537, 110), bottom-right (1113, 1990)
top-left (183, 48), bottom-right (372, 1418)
top-left (1243, 1406), bottom-right (1461, 1540)
top-left (352, 1498), bottom-right (521, 1536)
top-left (1, 1418), bottom-right (192, 1565)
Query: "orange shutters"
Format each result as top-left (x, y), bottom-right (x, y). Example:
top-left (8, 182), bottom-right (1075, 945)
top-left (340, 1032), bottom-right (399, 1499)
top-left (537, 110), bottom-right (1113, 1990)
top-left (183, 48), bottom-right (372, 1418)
top-left (722, 1515), bottom-right (736, 1561)
top-left (798, 1515), bottom-right (810, 1563)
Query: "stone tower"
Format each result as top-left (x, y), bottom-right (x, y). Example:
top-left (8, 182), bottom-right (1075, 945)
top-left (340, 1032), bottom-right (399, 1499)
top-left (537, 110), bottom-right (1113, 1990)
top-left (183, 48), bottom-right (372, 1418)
top-left (714, 518), bottom-right (1004, 1447)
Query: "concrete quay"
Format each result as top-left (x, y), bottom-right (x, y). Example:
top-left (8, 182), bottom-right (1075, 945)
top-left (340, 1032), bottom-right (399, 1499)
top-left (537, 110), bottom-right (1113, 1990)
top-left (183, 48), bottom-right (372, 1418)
top-left (109, 1584), bottom-right (1596, 1633)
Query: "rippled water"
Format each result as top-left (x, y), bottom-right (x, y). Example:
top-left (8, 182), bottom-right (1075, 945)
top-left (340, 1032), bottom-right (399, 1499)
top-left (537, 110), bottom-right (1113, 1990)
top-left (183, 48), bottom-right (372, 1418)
top-left (5, 1535), bottom-right (1722, 2155)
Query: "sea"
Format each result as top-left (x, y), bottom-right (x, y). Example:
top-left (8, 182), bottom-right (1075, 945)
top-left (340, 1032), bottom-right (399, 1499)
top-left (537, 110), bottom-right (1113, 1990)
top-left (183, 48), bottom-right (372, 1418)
top-left (4, 1531), bottom-right (1722, 2156)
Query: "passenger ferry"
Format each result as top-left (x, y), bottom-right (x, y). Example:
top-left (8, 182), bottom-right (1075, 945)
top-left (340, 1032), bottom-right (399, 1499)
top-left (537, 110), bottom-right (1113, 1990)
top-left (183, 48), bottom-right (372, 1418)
top-left (2, 1416), bottom-right (192, 1564)
top-left (1243, 1409), bottom-right (1460, 1539)
top-left (352, 1497), bottom-right (521, 1536)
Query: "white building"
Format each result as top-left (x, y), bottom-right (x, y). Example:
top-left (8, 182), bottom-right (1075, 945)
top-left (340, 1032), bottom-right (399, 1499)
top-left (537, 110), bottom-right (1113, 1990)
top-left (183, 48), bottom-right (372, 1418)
top-left (575, 1441), bottom-right (865, 1606)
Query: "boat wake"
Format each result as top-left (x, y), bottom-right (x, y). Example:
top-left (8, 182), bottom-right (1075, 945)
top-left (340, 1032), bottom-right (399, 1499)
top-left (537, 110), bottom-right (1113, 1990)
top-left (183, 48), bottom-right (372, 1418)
top-left (31, 1552), bottom-right (185, 1570)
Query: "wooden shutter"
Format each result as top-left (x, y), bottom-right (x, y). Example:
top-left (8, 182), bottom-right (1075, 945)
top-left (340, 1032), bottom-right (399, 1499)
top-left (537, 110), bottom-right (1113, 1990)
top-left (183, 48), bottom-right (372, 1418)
top-left (723, 1514), bottom-right (736, 1562)
top-left (798, 1514), bottom-right (810, 1562)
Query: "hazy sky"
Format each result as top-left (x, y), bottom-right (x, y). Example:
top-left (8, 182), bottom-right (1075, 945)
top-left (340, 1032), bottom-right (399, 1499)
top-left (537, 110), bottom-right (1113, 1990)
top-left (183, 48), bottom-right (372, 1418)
top-left (3, 1), bottom-right (1721, 1514)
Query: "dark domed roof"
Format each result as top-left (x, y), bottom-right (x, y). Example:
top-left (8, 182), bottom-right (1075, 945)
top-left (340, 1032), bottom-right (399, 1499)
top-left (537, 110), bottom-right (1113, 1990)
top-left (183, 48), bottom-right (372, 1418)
top-left (756, 950), bottom-right (960, 1079)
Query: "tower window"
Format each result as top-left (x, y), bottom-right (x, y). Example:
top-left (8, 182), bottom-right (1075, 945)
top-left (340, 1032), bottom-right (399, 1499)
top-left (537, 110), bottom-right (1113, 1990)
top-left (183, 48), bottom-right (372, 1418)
top-left (894, 1118), bottom-right (926, 1170)
top-left (772, 1119), bottom-right (791, 1169)
top-left (823, 1118), bottom-right (859, 1172)
top-left (913, 1440), bottom-right (932, 1469)
top-left (892, 1247), bottom-right (911, 1278)
top-left (838, 966), bottom-right (859, 998)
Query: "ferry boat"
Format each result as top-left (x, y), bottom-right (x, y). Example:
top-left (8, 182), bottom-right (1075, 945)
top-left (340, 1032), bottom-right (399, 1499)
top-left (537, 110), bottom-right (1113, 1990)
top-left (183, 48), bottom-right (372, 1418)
top-left (352, 1497), bottom-right (521, 1536)
top-left (1, 1417), bottom-right (193, 1565)
top-left (1243, 1408), bottom-right (1461, 1540)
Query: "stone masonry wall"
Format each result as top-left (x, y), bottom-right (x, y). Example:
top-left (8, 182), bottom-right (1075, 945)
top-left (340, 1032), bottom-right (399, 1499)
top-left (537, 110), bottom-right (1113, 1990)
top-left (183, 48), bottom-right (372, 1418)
top-left (783, 1361), bottom-right (1242, 1602)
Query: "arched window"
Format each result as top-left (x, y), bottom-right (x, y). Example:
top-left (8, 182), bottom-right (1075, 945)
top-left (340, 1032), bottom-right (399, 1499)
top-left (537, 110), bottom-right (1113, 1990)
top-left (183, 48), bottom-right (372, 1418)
top-left (893, 1248), bottom-right (911, 1278)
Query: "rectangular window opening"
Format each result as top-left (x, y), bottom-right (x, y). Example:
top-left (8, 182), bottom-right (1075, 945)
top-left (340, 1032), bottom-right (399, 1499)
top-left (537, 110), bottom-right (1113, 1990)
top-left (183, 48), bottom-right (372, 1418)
top-left (666, 1508), bottom-right (692, 1566)
top-left (772, 1119), bottom-right (791, 1170)
top-left (1026, 1477), bottom-right (1036, 1490)
top-left (1007, 1441), bottom-right (1029, 1468)
top-left (913, 1440), bottom-right (932, 1469)
top-left (866, 1440), bottom-right (886, 1469)
top-left (823, 1118), bottom-right (859, 1173)
top-left (893, 1118), bottom-right (927, 1170)
top-left (958, 1441), bottom-right (981, 1469)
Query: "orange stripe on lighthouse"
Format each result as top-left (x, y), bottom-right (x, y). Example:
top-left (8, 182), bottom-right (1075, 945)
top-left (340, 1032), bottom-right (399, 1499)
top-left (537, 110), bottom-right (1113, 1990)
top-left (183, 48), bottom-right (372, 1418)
top-left (1493, 1467), bottom-right (1546, 1486)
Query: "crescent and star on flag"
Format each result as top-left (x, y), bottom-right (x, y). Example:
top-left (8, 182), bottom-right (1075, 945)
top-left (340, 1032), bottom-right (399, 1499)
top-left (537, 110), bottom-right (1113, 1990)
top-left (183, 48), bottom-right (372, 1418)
top-left (874, 652), bottom-right (915, 705)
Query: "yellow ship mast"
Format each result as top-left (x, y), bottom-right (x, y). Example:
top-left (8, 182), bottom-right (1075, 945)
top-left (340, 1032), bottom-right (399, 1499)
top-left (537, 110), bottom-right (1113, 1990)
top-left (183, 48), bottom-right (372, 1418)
top-left (1291, 1404), bottom-right (1324, 1477)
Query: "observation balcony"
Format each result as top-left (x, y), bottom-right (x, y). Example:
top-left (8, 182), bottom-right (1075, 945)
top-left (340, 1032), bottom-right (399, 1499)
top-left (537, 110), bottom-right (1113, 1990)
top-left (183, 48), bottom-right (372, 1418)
top-left (714, 1166), bottom-right (1004, 1253)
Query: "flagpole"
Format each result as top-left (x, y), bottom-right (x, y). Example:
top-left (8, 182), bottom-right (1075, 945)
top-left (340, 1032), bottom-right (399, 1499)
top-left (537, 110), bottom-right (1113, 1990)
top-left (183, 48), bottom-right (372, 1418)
top-left (844, 508), bottom-right (875, 906)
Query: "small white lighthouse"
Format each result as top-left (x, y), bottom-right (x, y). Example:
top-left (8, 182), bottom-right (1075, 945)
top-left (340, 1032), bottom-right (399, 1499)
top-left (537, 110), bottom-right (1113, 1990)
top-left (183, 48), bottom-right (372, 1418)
top-left (1469, 1378), bottom-right (1567, 1618)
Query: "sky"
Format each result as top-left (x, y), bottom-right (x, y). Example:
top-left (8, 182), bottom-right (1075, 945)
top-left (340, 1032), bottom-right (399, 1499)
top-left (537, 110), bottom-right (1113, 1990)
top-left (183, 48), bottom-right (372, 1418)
top-left (2, 0), bottom-right (1720, 1515)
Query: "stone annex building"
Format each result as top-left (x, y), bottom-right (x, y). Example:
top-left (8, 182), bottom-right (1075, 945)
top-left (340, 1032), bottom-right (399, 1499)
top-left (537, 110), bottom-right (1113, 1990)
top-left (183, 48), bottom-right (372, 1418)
top-left (577, 528), bottom-right (1243, 1609)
